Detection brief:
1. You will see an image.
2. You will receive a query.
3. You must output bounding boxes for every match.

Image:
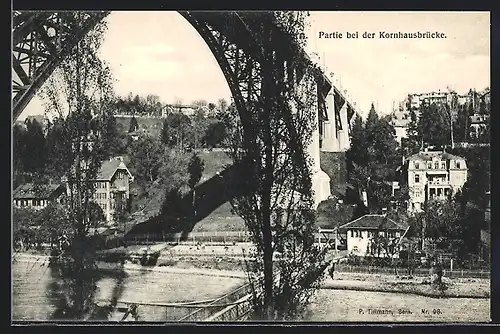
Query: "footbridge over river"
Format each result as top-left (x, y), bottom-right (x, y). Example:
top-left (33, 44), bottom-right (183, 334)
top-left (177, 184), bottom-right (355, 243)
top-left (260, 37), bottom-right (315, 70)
top-left (12, 11), bottom-right (359, 236)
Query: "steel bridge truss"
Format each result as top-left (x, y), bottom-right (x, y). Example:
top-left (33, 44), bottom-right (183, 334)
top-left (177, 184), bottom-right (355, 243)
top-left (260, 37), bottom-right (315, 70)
top-left (12, 11), bottom-right (110, 121)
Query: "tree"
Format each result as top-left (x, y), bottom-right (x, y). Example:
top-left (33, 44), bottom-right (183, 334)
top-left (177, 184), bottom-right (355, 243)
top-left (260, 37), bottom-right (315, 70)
top-left (160, 118), bottom-right (173, 146)
top-left (453, 103), bottom-right (469, 143)
top-left (203, 121), bottom-right (227, 149)
top-left (225, 11), bottom-right (328, 320)
top-left (162, 112), bottom-right (191, 150)
top-left (403, 109), bottom-right (422, 156)
top-left (187, 154), bottom-right (205, 216)
top-left (22, 119), bottom-right (48, 175)
top-left (160, 187), bottom-right (188, 232)
top-left (38, 13), bottom-right (119, 320)
top-left (346, 108), bottom-right (400, 213)
top-left (100, 111), bottom-right (122, 158)
top-left (189, 107), bottom-right (208, 150)
top-left (187, 154), bottom-right (204, 190)
top-left (412, 199), bottom-right (461, 250)
top-left (217, 98), bottom-right (228, 114)
top-left (158, 148), bottom-right (190, 190)
top-left (13, 124), bottom-right (27, 187)
top-left (128, 135), bottom-right (163, 184)
top-left (128, 116), bottom-right (139, 133)
top-left (419, 102), bottom-right (451, 148)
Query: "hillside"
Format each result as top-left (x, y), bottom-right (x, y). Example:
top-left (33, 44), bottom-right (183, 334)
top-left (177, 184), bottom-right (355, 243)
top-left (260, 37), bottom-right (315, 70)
top-left (125, 149), bottom-right (352, 234)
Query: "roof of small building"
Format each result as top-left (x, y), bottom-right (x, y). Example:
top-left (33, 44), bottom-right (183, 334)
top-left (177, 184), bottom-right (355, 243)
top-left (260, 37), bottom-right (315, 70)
top-left (407, 151), bottom-right (464, 162)
top-left (13, 183), bottom-right (63, 200)
top-left (470, 114), bottom-right (489, 124)
top-left (338, 214), bottom-right (406, 231)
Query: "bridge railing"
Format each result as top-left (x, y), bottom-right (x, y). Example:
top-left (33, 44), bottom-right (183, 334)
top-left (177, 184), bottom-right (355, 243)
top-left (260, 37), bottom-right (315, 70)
top-left (177, 282), bottom-right (254, 322)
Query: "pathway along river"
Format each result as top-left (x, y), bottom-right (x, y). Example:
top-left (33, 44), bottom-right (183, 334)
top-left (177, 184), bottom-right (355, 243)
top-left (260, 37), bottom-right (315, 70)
top-left (12, 257), bottom-right (244, 321)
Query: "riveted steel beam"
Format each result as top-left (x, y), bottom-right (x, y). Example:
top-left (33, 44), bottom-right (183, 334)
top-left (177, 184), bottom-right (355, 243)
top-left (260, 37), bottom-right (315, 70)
top-left (12, 11), bottom-right (110, 122)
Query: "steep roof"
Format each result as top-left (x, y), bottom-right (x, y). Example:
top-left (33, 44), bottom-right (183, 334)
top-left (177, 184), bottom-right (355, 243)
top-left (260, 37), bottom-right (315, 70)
top-left (61, 159), bottom-right (134, 182)
top-left (407, 151), bottom-right (465, 162)
top-left (13, 183), bottom-right (63, 200)
top-left (96, 159), bottom-right (133, 181)
top-left (338, 214), bottom-right (406, 231)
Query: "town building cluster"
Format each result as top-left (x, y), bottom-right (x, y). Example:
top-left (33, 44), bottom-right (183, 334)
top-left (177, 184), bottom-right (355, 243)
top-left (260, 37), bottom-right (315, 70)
top-left (389, 88), bottom-right (490, 144)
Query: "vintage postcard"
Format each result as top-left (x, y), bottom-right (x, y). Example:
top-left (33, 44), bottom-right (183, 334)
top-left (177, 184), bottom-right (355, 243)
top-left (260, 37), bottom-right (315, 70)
top-left (12, 10), bottom-right (491, 324)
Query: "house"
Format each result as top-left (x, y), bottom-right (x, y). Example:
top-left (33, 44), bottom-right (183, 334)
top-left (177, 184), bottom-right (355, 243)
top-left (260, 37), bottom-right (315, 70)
top-left (390, 112), bottom-right (411, 144)
top-left (404, 149), bottom-right (467, 213)
top-left (469, 113), bottom-right (489, 139)
top-left (13, 183), bottom-right (65, 210)
top-left (63, 157), bottom-right (134, 222)
top-left (337, 214), bottom-right (409, 258)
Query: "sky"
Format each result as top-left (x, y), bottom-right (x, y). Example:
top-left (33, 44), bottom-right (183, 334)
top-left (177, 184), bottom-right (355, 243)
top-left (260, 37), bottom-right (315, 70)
top-left (18, 11), bottom-right (490, 120)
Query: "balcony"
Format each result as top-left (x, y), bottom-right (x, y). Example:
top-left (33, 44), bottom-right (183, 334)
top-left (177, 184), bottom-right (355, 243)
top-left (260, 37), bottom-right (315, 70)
top-left (427, 179), bottom-right (451, 186)
top-left (426, 169), bottom-right (448, 175)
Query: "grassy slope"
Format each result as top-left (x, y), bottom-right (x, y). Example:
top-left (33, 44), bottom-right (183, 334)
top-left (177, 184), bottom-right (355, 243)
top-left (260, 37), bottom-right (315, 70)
top-left (193, 150), bottom-right (245, 232)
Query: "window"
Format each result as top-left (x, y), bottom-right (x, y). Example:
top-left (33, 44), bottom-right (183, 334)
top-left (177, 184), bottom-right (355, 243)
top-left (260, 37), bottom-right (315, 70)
top-left (427, 162), bottom-right (432, 169)
top-left (414, 174), bottom-right (420, 183)
top-left (414, 162), bottom-right (419, 169)
top-left (434, 161), bottom-right (439, 169)
top-left (456, 161), bottom-right (461, 169)
top-left (441, 162), bottom-right (446, 169)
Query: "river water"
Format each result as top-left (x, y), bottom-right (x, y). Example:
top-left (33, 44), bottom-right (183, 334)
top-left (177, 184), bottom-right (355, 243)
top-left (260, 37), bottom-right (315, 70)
top-left (12, 257), bottom-right (244, 322)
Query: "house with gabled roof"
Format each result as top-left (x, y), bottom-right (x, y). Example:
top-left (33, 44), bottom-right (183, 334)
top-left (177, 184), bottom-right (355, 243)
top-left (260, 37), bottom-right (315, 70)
top-left (13, 183), bottom-right (65, 210)
top-left (405, 149), bottom-right (467, 213)
top-left (337, 214), bottom-right (409, 258)
top-left (62, 157), bottom-right (134, 222)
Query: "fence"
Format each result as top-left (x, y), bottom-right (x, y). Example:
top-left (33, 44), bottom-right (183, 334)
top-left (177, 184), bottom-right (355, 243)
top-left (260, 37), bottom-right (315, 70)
top-left (127, 231), bottom-right (253, 244)
top-left (204, 294), bottom-right (254, 322)
top-left (127, 231), bottom-right (338, 246)
top-left (335, 264), bottom-right (490, 279)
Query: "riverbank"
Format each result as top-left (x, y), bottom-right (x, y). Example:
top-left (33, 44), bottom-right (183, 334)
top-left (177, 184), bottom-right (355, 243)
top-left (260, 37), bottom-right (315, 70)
top-left (324, 272), bottom-right (490, 299)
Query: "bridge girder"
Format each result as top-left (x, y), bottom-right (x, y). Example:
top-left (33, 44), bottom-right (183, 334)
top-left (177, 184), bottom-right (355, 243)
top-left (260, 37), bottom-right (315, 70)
top-left (11, 11), bottom-right (110, 122)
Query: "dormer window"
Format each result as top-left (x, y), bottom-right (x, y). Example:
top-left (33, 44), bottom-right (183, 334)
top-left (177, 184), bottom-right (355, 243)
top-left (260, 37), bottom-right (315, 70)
top-left (427, 162), bottom-right (432, 169)
top-left (414, 162), bottom-right (419, 169)
top-left (434, 161), bottom-right (439, 169)
top-left (456, 161), bottom-right (461, 169)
